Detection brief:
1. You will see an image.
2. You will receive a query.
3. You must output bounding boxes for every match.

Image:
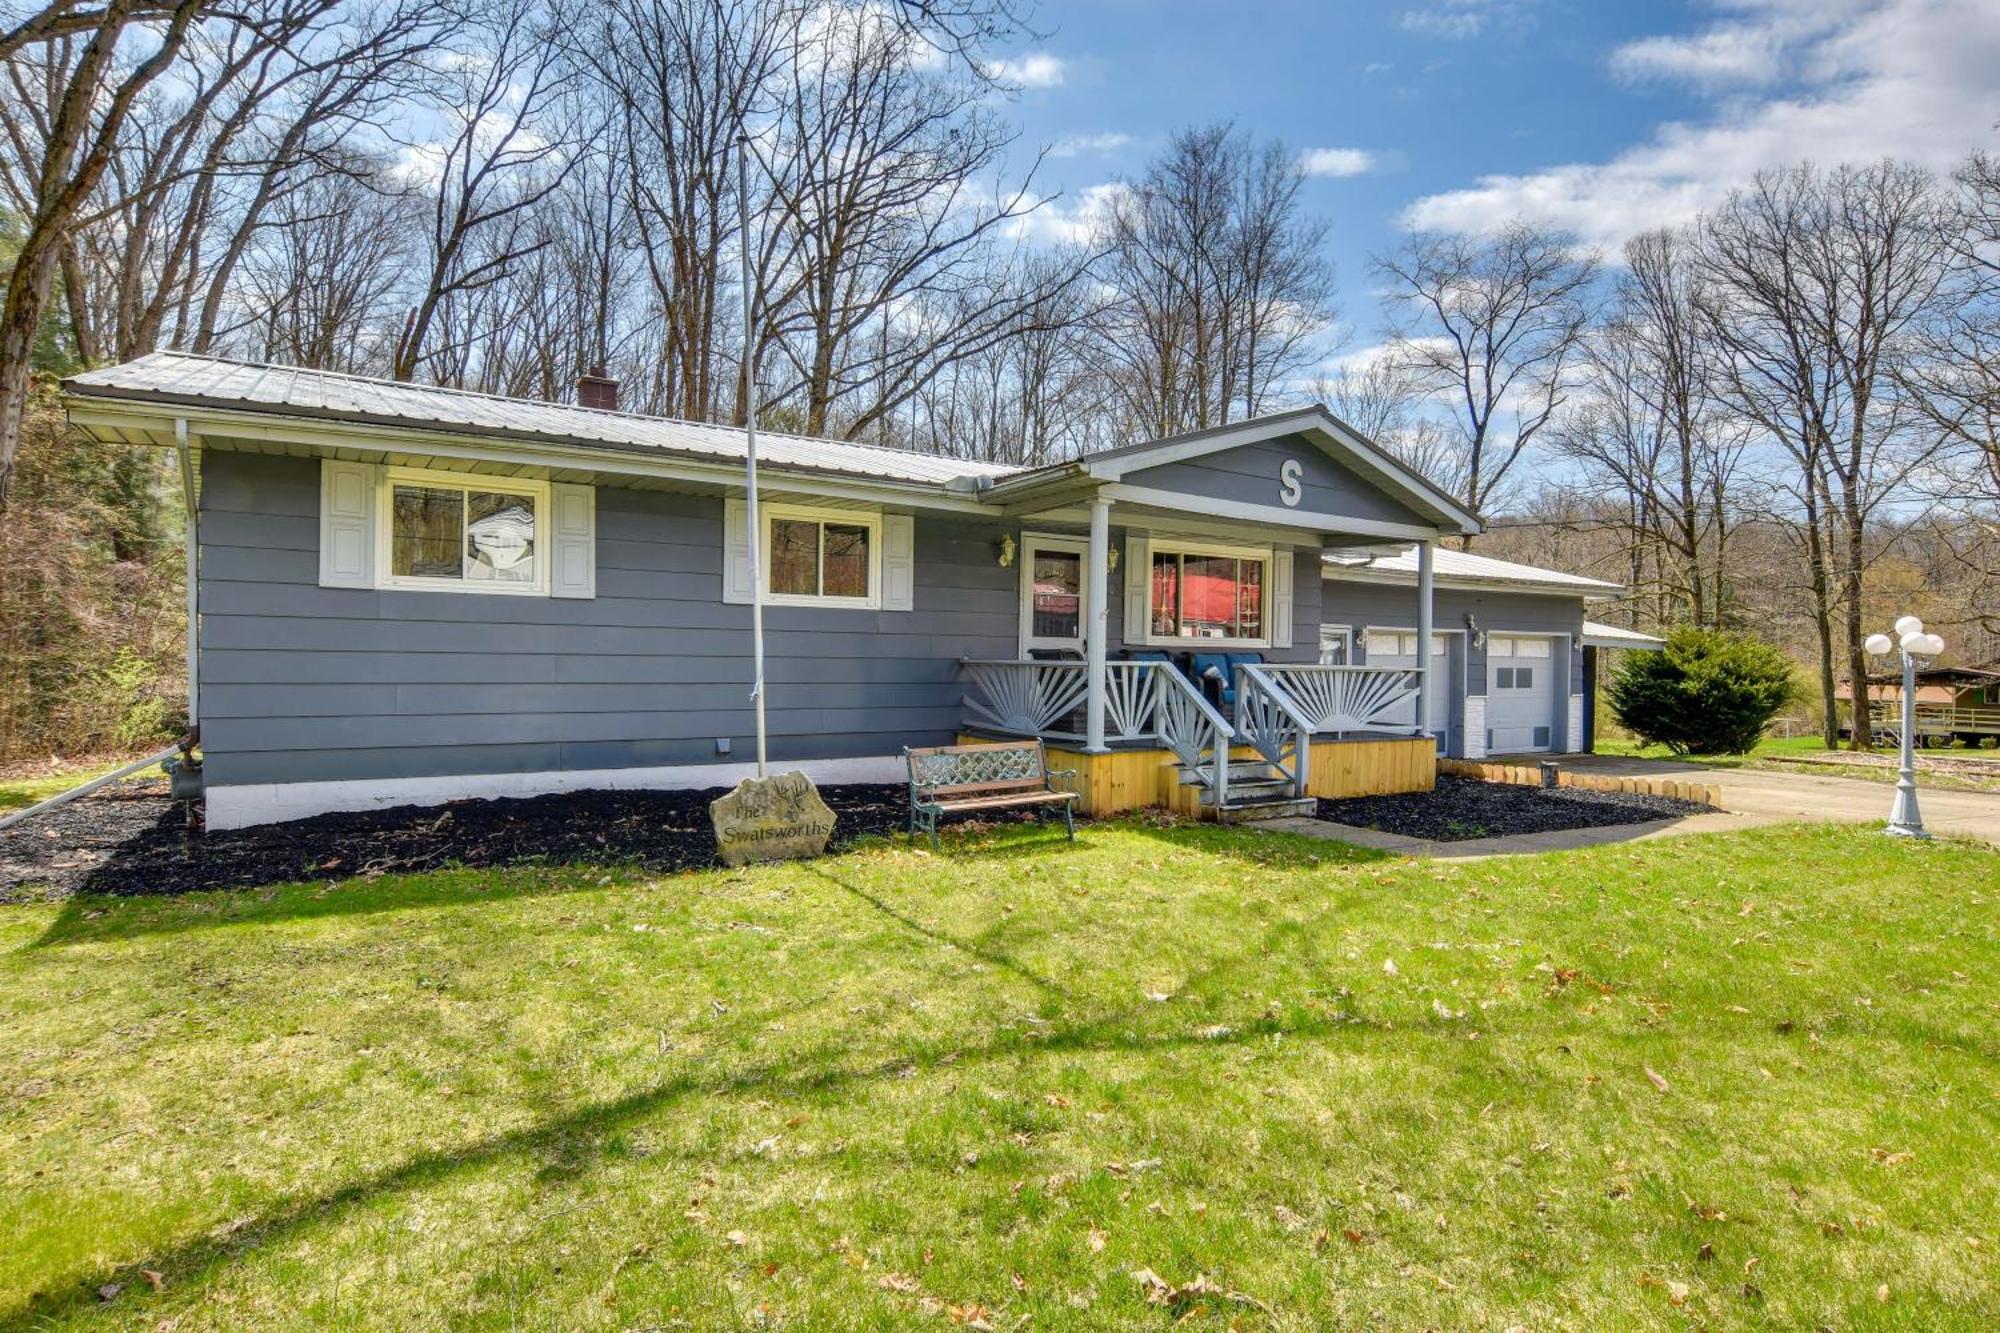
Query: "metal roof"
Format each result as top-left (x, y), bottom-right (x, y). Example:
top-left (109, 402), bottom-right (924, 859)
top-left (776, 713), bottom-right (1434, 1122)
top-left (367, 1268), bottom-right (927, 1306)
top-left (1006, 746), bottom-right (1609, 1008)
top-left (64, 351), bottom-right (1022, 488)
top-left (1323, 545), bottom-right (1625, 595)
top-left (1582, 620), bottom-right (1667, 650)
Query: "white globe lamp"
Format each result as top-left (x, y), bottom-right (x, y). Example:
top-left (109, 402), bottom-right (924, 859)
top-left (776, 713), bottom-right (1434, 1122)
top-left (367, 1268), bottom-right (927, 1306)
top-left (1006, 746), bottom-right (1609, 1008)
top-left (1868, 614), bottom-right (1944, 839)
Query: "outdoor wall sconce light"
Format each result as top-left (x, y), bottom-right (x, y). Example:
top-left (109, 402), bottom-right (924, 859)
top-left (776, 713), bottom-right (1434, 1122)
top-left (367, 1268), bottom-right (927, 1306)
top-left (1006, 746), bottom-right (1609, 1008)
top-left (1106, 547), bottom-right (1119, 573)
top-left (1353, 626), bottom-right (1369, 651)
top-left (1865, 614), bottom-right (1946, 839)
top-left (995, 534), bottom-right (1015, 568)
top-left (1464, 613), bottom-right (1485, 649)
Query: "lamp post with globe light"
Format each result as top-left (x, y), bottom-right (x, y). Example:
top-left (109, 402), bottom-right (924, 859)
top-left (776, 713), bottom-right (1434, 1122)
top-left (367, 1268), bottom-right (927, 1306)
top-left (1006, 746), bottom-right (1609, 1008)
top-left (1864, 615), bottom-right (1946, 839)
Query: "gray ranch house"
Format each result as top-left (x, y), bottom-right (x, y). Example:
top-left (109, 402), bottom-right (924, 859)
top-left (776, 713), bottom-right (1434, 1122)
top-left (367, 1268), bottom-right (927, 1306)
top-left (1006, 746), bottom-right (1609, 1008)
top-left (63, 352), bottom-right (1635, 829)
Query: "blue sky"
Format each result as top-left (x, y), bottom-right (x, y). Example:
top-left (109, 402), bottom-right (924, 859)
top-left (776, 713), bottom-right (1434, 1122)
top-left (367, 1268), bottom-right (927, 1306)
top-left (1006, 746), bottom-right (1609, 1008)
top-left (987, 0), bottom-right (2000, 363)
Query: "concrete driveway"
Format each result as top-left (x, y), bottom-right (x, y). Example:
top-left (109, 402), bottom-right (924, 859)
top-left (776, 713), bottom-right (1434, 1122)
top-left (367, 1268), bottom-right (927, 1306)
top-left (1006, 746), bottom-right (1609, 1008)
top-left (1551, 752), bottom-right (2000, 845)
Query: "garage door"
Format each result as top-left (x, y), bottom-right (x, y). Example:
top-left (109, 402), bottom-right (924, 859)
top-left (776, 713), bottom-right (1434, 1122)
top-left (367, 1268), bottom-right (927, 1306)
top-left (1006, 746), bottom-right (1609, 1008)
top-left (1486, 634), bottom-right (1554, 752)
top-left (1363, 629), bottom-right (1447, 731)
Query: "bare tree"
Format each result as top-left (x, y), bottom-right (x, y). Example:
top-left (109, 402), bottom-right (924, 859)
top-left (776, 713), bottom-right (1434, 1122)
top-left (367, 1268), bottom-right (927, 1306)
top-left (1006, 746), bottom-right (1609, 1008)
top-left (1373, 222), bottom-right (1600, 531)
top-left (1700, 162), bottom-right (1955, 748)
top-left (753, 2), bottom-right (1068, 438)
top-left (1552, 227), bottom-right (1748, 627)
top-left (389, 0), bottom-right (579, 382)
top-left (1315, 352), bottom-right (1455, 490)
top-left (1101, 123), bottom-right (1336, 437)
top-left (0, 0), bottom-right (201, 512)
top-left (233, 157), bottom-right (415, 372)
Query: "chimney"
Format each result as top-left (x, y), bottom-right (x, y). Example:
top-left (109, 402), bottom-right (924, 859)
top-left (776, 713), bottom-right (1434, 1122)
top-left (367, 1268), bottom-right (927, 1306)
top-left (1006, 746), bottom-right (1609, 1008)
top-left (577, 366), bottom-right (619, 411)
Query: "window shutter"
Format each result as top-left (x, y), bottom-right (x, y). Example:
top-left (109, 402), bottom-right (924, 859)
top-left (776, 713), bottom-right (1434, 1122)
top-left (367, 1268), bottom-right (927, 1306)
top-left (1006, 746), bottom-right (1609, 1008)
top-left (1122, 532), bottom-right (1149, 643)
top-left (549, 482), bottom-right (595, 599)
top-left (722, 498), bottom-right (753, 604)
top-left (319, 458), bottom-right (378, 588)
top-left (1270, 547), bottom-right (1294, 648)
top-left (881, 512), bottom-right (915, 610)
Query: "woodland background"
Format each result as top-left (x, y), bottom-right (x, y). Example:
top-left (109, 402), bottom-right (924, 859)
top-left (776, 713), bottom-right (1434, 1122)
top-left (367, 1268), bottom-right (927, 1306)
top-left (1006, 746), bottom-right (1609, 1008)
top-left (1, 0), bottom-right (1995, 763)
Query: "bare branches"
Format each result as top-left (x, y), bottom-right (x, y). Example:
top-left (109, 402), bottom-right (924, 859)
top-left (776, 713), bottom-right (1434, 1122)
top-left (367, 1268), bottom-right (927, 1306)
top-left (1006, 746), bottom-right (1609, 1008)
top-left (1373, 222), bottom-right (1600, 524)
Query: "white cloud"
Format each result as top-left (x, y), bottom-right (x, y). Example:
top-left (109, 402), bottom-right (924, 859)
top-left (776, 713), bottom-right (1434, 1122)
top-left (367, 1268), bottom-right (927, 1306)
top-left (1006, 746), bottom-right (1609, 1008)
top-left (1609, 24), bottom-right (1788, 89)
top-left (985, 52), bottom-right (1066, 88)
top-left (1400, 6), bottom-right (1486, 40)
top-left (1401, 0), bottom-right (2000, 251)
top-left (1005, 181), bottom-right (1131, 246)
top-left (1050, 131), bottom-right (1133, 159)
top-left (1399, 1), bottom-right (1535, 42)
top-left (1300, 147), bottom-right (1377, 178)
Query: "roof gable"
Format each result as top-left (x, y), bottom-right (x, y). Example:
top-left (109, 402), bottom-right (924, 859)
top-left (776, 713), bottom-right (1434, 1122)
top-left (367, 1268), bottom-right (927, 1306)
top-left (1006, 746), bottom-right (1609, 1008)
top-left (1055, 407), bottom-right (1479, 535)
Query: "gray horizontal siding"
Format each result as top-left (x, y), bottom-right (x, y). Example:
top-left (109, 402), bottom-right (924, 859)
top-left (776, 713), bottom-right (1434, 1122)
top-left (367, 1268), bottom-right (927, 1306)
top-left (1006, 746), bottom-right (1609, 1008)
top-left (1125, 435), bottom-right (1431, 529)
top-left (198, 451), bottom-right (1017, 788)
top-left (1322, 576), bottom-right (1586, 695)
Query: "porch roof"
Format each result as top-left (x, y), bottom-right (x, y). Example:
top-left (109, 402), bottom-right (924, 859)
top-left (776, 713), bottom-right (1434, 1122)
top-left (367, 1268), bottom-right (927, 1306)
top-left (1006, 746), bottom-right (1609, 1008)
top-left (1324, 545), bottom-right (1626, 598)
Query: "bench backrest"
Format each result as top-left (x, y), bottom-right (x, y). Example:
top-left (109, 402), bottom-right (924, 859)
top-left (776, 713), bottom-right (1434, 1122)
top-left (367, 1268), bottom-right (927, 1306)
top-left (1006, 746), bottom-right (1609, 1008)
top-left (906, 740), bottom-right (1049, 798)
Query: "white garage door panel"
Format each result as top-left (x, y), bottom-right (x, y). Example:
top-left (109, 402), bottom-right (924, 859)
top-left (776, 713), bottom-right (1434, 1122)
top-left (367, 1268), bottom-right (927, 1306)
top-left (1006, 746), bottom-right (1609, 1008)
top-left (1487, 634), bottom-right (1554, 752)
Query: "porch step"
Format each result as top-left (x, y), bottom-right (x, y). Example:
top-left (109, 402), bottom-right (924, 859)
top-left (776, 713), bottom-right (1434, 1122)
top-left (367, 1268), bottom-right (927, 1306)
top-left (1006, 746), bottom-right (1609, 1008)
top-left (1211, 796), bottom-right (1318, 824)
top-left (1174, 759), bottom-right (1288, 785)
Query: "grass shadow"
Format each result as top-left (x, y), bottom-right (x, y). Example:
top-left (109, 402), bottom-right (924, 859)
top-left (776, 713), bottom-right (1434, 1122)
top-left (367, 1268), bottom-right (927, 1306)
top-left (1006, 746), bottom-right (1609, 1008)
top-left (806, 862), bottom-right (1075, 1005)
top-left (2, 985), bottom-right (1399, 1327)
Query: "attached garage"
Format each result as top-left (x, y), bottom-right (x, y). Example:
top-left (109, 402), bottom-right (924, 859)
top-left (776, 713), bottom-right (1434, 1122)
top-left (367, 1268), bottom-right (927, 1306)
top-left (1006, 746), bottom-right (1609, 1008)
top-left (1485, 634), bottom-right (1556, 752)
top-left (1359, 628), bottom-right (1451, 735)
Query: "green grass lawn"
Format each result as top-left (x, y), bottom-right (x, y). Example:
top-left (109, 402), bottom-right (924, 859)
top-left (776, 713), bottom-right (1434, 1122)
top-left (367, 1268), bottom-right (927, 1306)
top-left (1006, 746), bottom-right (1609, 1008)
top-left (2, 819), bottom-right (1995, 1329)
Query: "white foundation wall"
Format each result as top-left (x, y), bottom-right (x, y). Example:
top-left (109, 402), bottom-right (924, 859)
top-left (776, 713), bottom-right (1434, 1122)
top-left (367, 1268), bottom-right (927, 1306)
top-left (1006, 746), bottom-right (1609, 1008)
top-left (203, 755), bottom-right (909, 830)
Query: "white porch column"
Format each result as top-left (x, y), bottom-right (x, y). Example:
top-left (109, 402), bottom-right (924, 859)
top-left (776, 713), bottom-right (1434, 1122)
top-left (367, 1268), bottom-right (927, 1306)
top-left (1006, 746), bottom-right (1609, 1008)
top-left (1415, 538), bottom-right (1434, 740)
top-left (1084, 495), bottom-right (1112, 751)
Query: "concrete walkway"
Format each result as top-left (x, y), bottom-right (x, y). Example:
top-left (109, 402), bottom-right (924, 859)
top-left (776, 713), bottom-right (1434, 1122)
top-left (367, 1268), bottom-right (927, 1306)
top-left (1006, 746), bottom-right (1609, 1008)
top-left (1259, 751), bottom-right (1998, 858)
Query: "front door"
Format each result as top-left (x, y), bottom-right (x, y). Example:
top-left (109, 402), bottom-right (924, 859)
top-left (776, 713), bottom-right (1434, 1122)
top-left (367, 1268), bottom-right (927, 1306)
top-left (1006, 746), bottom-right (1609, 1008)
top-left (1020, 535), bottom-right (1088, 657)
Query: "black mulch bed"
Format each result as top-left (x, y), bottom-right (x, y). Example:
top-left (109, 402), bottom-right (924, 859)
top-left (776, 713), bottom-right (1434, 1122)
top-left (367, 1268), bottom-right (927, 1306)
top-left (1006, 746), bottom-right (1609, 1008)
top-left (1318, 774), bottom-right (1715, 842)
top-left (0, 782), bottom-right (1058, 900)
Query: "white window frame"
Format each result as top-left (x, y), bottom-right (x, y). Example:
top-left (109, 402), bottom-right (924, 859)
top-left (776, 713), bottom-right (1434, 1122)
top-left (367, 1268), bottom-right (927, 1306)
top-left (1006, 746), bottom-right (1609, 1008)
top-left (761, 501), bottom-right (883, 609)
top-left (375, 465), bottom-right (551, 596)
top-left (1363, 627), bottom-right (1448, 659)
top-left (1019, 532), bottom-right (1089, 655)
top-left (1141, 538), bottom-right (1274, 649)
top-left (1319, 623), bottom-right (1353, 665)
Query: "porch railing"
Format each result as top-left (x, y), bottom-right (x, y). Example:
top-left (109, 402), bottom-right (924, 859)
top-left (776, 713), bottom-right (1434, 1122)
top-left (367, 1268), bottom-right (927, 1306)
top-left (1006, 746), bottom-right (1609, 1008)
top-left (1867, 700), bottom-right (2000, 738)
top-left (960, 659), bottom-right (1429, 807)
top-left (960, 659), bottom-right (1236, 806)
top-left (1247, 663), bottom-right (1424, 737)
top-left (1233, 664), bottom-right (1312, 797)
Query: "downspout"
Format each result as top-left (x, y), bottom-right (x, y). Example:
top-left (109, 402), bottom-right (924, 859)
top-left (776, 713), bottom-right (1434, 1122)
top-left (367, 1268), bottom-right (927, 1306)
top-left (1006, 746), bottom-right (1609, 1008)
top-left (171, 418), bottom-right (202, 798)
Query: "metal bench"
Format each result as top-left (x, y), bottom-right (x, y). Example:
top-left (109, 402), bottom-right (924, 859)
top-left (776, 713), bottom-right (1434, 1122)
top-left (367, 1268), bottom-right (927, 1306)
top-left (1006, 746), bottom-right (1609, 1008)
top-left (903, 739), bottom-right (1078, 849)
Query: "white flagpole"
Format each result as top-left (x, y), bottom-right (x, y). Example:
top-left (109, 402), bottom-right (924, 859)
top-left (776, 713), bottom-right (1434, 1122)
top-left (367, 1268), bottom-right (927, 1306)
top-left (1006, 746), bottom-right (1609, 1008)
top-left (738, 137), bottom-right (768, 777)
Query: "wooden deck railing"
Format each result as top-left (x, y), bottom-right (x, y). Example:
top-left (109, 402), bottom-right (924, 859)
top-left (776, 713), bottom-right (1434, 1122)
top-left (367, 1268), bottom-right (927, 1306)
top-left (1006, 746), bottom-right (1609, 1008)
top-left (1867, 700), bottom-right (2000, 738)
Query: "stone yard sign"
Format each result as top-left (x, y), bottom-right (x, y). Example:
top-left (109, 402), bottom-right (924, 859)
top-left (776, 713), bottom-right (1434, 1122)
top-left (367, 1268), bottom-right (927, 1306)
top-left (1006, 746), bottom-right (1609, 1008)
top-left (710, 770), bottom-right (836, 866)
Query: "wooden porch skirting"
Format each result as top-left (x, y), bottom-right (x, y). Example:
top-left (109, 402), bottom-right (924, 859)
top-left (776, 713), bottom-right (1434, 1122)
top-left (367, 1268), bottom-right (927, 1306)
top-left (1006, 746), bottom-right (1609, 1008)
top-left (960, 734), bottom-right (1436, 818)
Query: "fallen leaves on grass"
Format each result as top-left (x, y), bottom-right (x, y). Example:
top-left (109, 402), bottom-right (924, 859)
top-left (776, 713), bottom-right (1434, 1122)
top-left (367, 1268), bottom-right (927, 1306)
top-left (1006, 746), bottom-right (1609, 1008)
top-left (1644, 1066), bottom-right (1671, 1093)
top-left (1131, 1268), bottom-right (1270, 1313)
